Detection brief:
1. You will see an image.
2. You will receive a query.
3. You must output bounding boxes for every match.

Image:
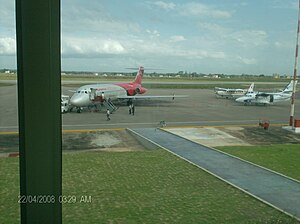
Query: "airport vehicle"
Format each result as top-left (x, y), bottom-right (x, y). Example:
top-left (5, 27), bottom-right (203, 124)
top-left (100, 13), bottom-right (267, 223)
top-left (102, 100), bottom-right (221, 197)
top-left (215, 83), bottom-right (254, 99)
top-left (61, 95), bottom-right (70, 113)
top-left (235, 80), bottom-right (297, 105)
top-left (69, 66), bottom-right (186, 113)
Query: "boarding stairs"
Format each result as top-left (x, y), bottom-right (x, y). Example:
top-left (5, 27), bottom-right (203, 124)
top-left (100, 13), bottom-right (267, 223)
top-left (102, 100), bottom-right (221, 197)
top-left (89, 89), bottom-right (118, 112)
top-left (102, 100), bottom-right (118, 112)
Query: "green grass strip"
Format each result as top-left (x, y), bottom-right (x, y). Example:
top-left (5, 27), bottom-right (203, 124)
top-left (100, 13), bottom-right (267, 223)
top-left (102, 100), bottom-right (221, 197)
top-left (0, 150), bottom-right (299, 223)
top-left (217, 144), bottom-right (300, 181)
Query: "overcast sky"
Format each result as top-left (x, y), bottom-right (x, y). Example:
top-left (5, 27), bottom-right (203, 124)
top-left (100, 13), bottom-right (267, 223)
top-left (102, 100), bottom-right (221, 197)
top-left (0, 0), bottom-right (299, 74)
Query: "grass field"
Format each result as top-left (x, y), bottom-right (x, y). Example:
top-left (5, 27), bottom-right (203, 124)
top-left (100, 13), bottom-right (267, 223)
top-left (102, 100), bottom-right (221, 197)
top-left (1, 149), bottom-right (299, 223)
top-left (217, 144), bottom-right (300, 181)
top-left (60, 76), bottom-right (289, 84)
top-left (62, 82), bottom-right (290, 90)
top-left (0, 73), bottom-right (293, 90)
top-left (0, 72), bottom-right (290, 82)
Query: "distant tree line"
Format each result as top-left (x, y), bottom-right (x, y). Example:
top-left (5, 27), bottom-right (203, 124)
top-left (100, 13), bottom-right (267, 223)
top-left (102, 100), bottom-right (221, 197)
top-left (0, 68), bottom-right (296, 79)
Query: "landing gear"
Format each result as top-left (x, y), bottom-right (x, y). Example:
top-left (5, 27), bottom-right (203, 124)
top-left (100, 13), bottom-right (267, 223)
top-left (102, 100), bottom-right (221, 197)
top-left (243, 100), bottom-right (251, 106)
top-left (76, 107), bottom-right (82, 113)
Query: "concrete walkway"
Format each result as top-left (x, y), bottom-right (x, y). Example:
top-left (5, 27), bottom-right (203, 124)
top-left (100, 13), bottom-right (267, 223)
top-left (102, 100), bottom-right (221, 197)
top-left (129, 128), bottom-right (300, 220)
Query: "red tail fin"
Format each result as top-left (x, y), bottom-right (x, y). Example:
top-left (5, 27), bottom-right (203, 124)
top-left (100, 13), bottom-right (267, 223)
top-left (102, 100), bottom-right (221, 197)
top-left (133, 66), bottom-right (144, 84)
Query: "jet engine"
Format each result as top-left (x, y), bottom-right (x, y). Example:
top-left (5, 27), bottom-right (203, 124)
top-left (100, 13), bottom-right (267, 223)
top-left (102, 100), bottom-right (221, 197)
top-left (127, 87), bottom-right (147, 95)
top-left (134, 87), bottom-right (146, 94)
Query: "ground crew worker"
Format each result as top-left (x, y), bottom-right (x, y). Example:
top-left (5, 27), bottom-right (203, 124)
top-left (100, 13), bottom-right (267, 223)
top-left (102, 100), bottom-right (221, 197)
top-left (106, 109), bottom-right (110, 121)
top-left (101, 92), bottom-right (105, 102)
top-left (129, 104), bottom-right (132, 114)
top-left (132, 104), bottom-right (135, 115)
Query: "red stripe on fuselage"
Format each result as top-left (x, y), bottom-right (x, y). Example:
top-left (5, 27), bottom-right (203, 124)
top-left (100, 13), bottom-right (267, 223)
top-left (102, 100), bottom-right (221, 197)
top-left (115, 82), bottom-right (143, 96)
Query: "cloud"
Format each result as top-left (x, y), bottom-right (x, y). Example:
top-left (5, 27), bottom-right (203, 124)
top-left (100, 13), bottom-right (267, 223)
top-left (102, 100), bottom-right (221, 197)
top-left (237, 56), bottom-right (257, 65)
top-left (274, 41), bottom-right (293, 49)
top-left (149, 2), bottom-right (232, 19)
top-left (62, 2), bottom-right (141, 34)
top-left (271, 0), bottom-right (298, 9)
top-left (209, 51), bottom-right (226, 59)
top-left (239, 2), bottom-right (248, 7)
top-left (180, 3), bottom-right (232, 19)
top-left (0, 0), bottom-right (15, 29)
top-left (129, 38), bottom-right (226, 60)
top-left (62, 37), bottom-right (125, 57)
top-left (153, 1), bottom-right (176, 10)
top-left (146, 29), bottom-right (160, 38)
top-left (229, 30), bottom-right (268, 47)
top-left (169, 35), bottom-right (186, 42)
top-left (197, 23), bottom-right (229, 35)
top-left (0, 37), bottom-right (16, 55)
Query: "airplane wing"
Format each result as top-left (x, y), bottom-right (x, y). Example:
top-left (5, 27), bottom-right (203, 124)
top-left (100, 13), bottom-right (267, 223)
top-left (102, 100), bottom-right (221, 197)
top-left (117, 95), bottom-right (188, 100)
top-left (267, 91), bottom-right (292, 95)
top-left (256, 92), bottom-right (287, 97)
top-left (256, 93), bottom-right (270, 97)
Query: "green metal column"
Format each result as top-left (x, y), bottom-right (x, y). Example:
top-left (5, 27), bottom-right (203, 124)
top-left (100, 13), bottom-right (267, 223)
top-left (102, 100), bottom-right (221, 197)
top-left (15, 0), bottom-right (62, 223)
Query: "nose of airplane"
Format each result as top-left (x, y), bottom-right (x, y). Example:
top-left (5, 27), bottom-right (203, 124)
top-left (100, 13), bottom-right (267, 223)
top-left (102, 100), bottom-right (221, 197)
top-left (235, 97), bottom-right (243, 103)
top-left (70, 95), bottom-right (82, 106)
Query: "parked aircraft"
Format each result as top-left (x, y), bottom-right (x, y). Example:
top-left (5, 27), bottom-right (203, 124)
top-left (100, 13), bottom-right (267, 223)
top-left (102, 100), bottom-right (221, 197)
top-left (235, 80), bottom-right (297, 105)
top-left (69, 66), bottom-right (187, 113)
top-left (215, 83), bottom-right (254, 99)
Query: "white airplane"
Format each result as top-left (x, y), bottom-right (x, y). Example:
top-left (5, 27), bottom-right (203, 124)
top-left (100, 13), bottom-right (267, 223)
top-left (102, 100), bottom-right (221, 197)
top-left (69, 66), bottom-right (187, 113)
top-left (215, 83), bottom-right (254, 99)
top-left (235, 80), bottom-right (297, 105)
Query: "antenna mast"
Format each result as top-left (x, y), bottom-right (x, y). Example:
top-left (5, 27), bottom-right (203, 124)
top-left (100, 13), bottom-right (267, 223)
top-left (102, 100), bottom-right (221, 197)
top-left (289, 0), bottom-right (300, 126)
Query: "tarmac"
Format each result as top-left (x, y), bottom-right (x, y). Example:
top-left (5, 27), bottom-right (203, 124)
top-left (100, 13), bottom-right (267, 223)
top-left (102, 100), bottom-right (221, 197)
top-left (1, 83), bottom-right (300, 132)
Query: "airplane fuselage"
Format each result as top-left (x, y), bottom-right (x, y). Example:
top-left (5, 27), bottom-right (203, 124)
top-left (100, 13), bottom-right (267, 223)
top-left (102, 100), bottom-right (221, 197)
top-left (68, 66), bottom-right (186, 112)
top-left (235, 92), bottom-right (291, 105)
top-left (70, 84), bottom-right (128, 107)
top-left (215, 83), bottom-right (254, 99)
top-left (215, 89), bottom-right (246, 98)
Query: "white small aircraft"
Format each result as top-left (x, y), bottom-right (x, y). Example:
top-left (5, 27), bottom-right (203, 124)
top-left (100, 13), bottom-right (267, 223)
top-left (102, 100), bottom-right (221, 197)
top-left (235, 80), bottom-right (297, 105)
top-left (69, 66), bottom-right (187, 113)
top-left (215, 83), bottom-right (254, 99)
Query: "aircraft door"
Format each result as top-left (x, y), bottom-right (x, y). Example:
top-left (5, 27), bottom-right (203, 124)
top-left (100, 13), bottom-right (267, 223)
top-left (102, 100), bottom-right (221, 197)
top-left (90, 88), bottom-right (96, 101)
top-left (91, 89), bottom-right (105, 102)
top-left (270, 95), bottom-right (274, 103)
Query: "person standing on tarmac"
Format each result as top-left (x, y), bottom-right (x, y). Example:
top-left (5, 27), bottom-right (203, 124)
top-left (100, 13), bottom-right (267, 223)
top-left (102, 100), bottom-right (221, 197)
top-left (128, 104), bottom-right (132, 114)
top-left (106, 109), bottom-right (111, 121)
top-left (101, 92), bottom-right (105, 102)
top-left (132, 104), bottom-right (135, 116)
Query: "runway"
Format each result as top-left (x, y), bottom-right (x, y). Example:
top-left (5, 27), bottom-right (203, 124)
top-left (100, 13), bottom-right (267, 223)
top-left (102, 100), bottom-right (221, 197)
top-left (1, 83), bottom-right (300, 132)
